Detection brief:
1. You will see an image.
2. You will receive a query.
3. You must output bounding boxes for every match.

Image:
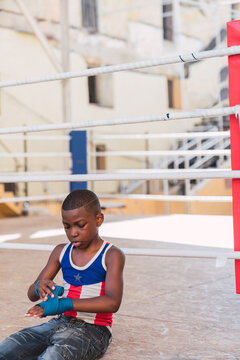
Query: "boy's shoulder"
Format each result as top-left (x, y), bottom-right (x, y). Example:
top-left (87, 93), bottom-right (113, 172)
top-left (108, 244), bottom-right (123, 254)
top-left (105, 244), bottom-right (125, 265)
top-left (52, 243), bottom-right (68, 257)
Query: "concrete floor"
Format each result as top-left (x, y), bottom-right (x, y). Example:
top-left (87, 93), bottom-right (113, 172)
top-left (0, 214), bottom-right (239, 360)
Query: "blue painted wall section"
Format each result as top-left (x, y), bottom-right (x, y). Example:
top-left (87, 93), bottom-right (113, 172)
top-left (70, 130), bottom-right (87, 191)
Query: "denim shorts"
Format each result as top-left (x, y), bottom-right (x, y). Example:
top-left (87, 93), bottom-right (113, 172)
top-left (0, 315), bottom-right (112, 360)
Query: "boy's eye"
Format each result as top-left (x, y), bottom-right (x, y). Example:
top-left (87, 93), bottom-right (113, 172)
top-left (78, 223), bottom-right (86, 228)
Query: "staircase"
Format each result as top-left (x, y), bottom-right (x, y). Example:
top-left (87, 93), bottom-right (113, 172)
top-left (0, 184), bottom-right (22, 218)
top-left (119, 122), bottom-right (231, 197)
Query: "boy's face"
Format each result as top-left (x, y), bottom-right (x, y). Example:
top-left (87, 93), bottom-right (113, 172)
top-left (62, 206), bottom-right (104, 249)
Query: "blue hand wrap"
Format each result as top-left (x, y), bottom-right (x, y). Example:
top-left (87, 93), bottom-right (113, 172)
top-left (34, 280), bottom-right (42, 297)
top-left (38, 285), bottom-right (73, 317)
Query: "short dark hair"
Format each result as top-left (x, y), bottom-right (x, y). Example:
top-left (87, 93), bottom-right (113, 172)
top-left (62, 189), bottom-right (101, 215)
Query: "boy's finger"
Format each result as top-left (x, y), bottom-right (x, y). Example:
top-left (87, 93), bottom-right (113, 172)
top-left (39, 286), bottom-right (54, 300)
top-left (48, 280), bottom-right (56, 290)
top-left (25, 305), bottom-right (41, 317)
top-left (43, 286), bottom-right (55, 298)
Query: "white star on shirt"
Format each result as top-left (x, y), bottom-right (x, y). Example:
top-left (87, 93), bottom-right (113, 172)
top-left (74, 273), bottom-right (82, 282)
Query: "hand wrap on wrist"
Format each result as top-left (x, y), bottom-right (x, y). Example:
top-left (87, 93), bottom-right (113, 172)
top-left (38, 285), bottom-right (73, 317)
top-left (34, 280), bottom-right (42, 297)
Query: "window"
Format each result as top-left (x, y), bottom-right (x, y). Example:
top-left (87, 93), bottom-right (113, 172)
top-left (4, 183), bottom-right (17, 195)
top-left (220, 66), bottom-right (228, 83)
top-left (163, 3), bottom-right (173, 41)
top-left (88, 71), bottom-right (114, 108)
top-left (168, 78), bottom-right (181, 109)
top-left (232, 4), bottom-right (240, 20)
top-left (88, 75), bottom-right (97, 104)
top-left (168, 79), bottom-right (173, 108)
top-left (81, 0), bottom-right (98, 33)
top-left (96, 144), bottom-right (106, 170)
top-left (220, 88), bottom-right (228, 102)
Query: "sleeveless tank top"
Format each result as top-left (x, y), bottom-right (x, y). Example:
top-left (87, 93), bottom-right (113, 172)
top-left (59, 241), bottom-right (113, 327)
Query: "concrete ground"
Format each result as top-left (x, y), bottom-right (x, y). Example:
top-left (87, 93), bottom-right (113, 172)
top-left (0, 214), bottom-right (239, 360)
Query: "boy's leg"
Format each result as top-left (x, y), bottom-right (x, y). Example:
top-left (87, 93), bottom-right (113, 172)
top-left (38, 318), bottom-right (112, 360)
top-left (0, 317), bottom-right (63, 360)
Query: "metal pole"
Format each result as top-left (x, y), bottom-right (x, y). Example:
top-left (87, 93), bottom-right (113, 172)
top-left (145, 132), bottom-right (151, 194)
top-left (60, 0), bottom-right (71, 193)
top-left (22, 130), bottom-right (29, 215)
top-left (60, 0), bottom-right (71, 125)
top-left (173, 0), bottom-right (186, 110)
top-left (14, 0), bottom-right (61, 72)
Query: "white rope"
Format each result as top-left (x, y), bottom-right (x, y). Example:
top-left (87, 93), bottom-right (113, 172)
top-left (0, 193), bottom-right (68, 204)
top-left (0, 152), bottom-right (71, 158)
top-left (90, 149), bottom-right (231, 157)
top-left (121, 248), bottom-right (240, 260)
top-left (0, 105), bottom-right (238, 135)
top-left (0, 46), bottom-right (239, 88)
top-left (99, 194), bottom-right (232, 203)
top-left (0, 242), bottom-right (238, 260)
top-left (2, 171), bottom-right (71, 176)
top-left (92, 130), bottom-right (230, 140)
top-left (0, 169), bottom-right (239, 183)
top-left (0, 193), bottom-right (232, 204)
top-left (0, 135), bottom-right (70, 140)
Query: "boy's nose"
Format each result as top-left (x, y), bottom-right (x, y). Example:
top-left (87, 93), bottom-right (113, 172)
top-left (71, 227), bottom-right (78, 237)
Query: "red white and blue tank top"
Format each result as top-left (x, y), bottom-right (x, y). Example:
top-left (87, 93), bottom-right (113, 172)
top-left (59, 241), bottom-right (113, 327)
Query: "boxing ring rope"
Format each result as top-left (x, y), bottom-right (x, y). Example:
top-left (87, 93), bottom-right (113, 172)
top-left (91, 130), bottom-right (230, 140)
top-left (0, 46), bottom-right (239, 89)
top-left (0, 241), bottom-right (239, 263)
top-left (98, 193), bottom-right (232, 203)
top-left (1, 152), bottom-right (71, 158)
top-left (0, 152), bottom-right (71, 158)
top-left (0, 169), bottom-right (239, 183)
top-left (0, 193), bottom-right (67, 204)
top-left (0, 149), bottom-right (230, 158)
top-left (0, 105), bottom-right (239, 135)
top-left (0, 193), bottom-right (232, 204)
top-left (0, 135), bottom-right (70, 140)
top-left (90, 149), bottom-right (231, 157)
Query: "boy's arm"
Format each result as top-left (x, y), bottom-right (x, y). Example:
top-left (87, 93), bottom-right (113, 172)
top-left (71, 246), bottom-right (125, 313)
top-left (26, 245), bottom-right (125, 318)
top-left (27, 244), bottom-right (64, 302)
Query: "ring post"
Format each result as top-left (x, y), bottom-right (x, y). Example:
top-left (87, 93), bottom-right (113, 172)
top-left (70, 130), bottom-right (87, 191)
top-left (227, 20), bottom-right (240, 293)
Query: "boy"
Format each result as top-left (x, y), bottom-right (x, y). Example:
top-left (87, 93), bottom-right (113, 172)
top-left (0, 189), bottom-right (125, 360)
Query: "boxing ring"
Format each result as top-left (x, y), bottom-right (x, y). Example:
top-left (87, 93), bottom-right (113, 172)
top-left (1, 20), bottom-right (240, 293)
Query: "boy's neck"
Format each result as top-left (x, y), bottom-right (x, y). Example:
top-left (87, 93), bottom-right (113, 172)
top-left (72, 236), bottom-right (103, 254)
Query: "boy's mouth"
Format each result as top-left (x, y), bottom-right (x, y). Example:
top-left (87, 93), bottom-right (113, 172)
top-left (72, 241), bottom-right (81, 247)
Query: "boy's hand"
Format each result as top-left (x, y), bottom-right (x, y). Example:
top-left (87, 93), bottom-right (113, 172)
top-left (25, 286), bottom-right (72, 318)
top-left (25, 305), bottom-right (44, 318)
top-left (36, 279), bottom-right (56, 301)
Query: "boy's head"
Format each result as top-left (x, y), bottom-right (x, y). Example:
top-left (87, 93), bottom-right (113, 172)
top-left (62, 189), bottom-right (103, 247)
top-left (62, 189), bottom-right (101, 216)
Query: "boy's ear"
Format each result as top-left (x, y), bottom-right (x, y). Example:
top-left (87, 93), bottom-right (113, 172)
top-left (96, 213), bottom-right (104, 227)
